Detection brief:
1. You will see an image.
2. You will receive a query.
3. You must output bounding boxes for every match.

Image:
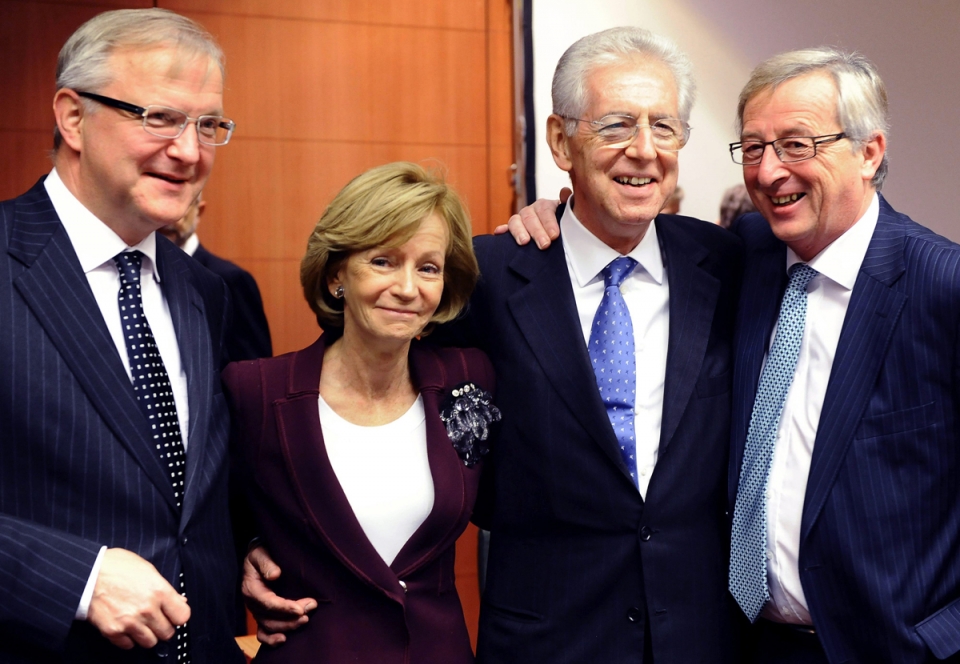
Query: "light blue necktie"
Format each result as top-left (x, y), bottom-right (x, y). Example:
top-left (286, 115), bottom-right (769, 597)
top-left (730, 262), bottom-right (819, 622)
top-left (588, 256), bottom-right (640, 487)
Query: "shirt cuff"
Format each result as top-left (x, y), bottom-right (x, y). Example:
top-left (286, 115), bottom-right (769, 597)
top-left (75, 546), bottom-right (107, 620)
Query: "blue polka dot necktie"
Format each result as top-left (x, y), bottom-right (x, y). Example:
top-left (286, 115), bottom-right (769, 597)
top-left (114, 251), bottom-right (190, 663)
top-left (588, 256), bottom-right (640, 487)
top-left (730, 262), bottom-right (819, 622)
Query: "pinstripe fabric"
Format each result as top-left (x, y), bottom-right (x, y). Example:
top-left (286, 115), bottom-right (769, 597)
top-left (730, 197), bottom-right (960, 663)
top-left (0, 179), bottom-right (244, 663)
top-left (455, 208), bottom-right (743, 664)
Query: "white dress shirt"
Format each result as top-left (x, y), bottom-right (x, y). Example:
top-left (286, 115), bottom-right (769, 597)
top-left (762, 193), bottom-right (879, 624)
top-left (44, 168), bottom-right (191, 620)
top-left (561, 200), bottom-right (670, 498)
top-left (319, 395), bottom-right (434, 566)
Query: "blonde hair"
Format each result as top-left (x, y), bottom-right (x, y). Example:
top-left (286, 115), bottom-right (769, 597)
top-left (301, 162), bottom-right (478, 334)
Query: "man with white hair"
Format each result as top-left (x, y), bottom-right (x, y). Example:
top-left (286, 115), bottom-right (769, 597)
top-left (0, 9), bottom-right (244, 662)
top-left (727, 47), bottom-right (960, 664)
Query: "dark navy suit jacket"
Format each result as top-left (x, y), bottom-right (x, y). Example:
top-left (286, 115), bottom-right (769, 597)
top-left (459, 209), bottom-right (742, 664)
top-left (192, 244), bottom-right (272, 361)
top-left (224, 335), bottom-right (495, 663)
top-left (730, 196), bottom-right (960, 663)
top-left (0, 179), bottom-right (244, 663)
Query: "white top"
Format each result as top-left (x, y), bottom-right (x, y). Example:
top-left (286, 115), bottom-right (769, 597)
top-left (44, 168), bottom-right (190, 621)
top-left (762, 193), bottom-right (880, 624)
top-left (319, 394), bottom-right (435, 566)
top-left (561, 199), bottom-right (669, 498)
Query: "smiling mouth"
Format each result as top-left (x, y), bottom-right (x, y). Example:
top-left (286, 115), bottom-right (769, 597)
top-left (148, 173), bottom-right (188, 185)
top-left (771, 193), bottom-right (805, 206)
top-left (614, 176), bottom-right (653, 187)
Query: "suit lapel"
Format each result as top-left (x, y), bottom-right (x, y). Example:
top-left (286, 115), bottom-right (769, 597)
top-left (800, 199), bottom-right (907, 541)
top-left (392, 344), bottom-right (470, 576)
top-left (274, 336), bottom-right (470, 602)
top-left (158, 242), bottom-right (211, 527)
top-left (728, 229), bottom-right (787, 505)
top-left (504, 223), bottom-right (630, 481)
top-left (8, 182), bottom-right (179, 510)
top-left (657, 218), bottom-right (721, 454)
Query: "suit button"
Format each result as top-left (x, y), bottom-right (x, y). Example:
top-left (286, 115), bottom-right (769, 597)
top-left (181, 536), bottom-right (188, 546)
top-left (639, 526), bottom-right (652, 541)
top-left (398, 580), bottom-right (408, 593)
top-left (626, 607), bottom-right (643, 623)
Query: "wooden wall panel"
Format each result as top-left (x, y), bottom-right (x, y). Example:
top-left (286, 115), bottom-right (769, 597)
top-left (201, 16), bottom-right (488, 146)
top-left (162, 0), bottom-right (485, 30)
top-left (0, 0), bottom-right (149, 201)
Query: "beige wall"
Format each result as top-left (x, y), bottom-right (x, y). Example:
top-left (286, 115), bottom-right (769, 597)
top-left (532, 0), bottom-right (960, 240)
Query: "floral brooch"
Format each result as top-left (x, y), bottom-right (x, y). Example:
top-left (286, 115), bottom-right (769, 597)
top-left (440, 382), bottom-right (501, 467)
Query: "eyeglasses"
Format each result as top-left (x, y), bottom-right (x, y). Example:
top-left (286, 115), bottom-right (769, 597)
top-left (729, 133), bottom-right (846, 165)
top-left (562, 114), bottom-right (691, 151)
top-left (76, 91), bottom-right (236, 146)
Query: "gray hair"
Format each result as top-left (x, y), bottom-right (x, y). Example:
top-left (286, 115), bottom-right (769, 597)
top-left (736, 47), bottom-right (889, 189)
top-left (552, 26), bottom-right (697, 136)
top-left (54, 8), bottom-right (225, 150)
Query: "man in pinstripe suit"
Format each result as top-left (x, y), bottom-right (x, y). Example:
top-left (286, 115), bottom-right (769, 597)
top-left (0, 9), bottom-right (244, 663)
top-left (729, 48), bottom-right (960, 663)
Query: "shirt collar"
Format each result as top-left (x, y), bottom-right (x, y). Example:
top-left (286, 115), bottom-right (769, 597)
top-left (562, 196), bottom-right (664, 287)
top-left (181, 233), bottom-right (200, 256)
top-left (44, 168), bottom-right (161, 282)
top-left (787, 192), bottom-right (879, 291)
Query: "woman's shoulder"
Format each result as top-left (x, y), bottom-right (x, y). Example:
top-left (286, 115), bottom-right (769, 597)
top-left (413, 342), bottom-right (495, 395)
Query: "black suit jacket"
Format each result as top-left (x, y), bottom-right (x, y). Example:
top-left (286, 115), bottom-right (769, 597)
top-left (456, 208), bottom-right (742, 663)
top-left (192, 244), bottom-right (272, 361)
top-left (0, 179), bottom-right (244, 663)
top-left (731, 197), bottom-right (960, 663)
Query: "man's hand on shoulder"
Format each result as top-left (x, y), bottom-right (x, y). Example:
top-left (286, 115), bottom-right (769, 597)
top-left (243, 545), bottom-right (317, 646)
top-left (493, 188), bottom-right (570, 249)
top-left (86, 548), bottom-right (190, 650)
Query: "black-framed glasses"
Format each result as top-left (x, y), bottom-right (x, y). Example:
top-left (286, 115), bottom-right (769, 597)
top-left (729, 133), bottom-right (846, 165)
top-left (76, 91), bottom-right (236, 146)
top-left (561, 114), bottom-right (691, 151)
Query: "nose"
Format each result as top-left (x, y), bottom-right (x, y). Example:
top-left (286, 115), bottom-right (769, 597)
top-left (754, 142), bottom-right (789, 187)
top-left (167, 121), bottom-right (203, 164)
top-left (623, 125), bottom-right (658, 160)
top-left (393, 265), bottom-right (418, 299)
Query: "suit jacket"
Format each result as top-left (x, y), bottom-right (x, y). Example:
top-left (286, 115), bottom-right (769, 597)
top-left (223, 334), bottom-right (496, 663)
top-left (457, 208), bottom-right (742, 664)
top-left (0, 179), bottom-right (244, 664)
top-left (192, 244), bottom-right (272, 361)
top-left (730, 196), bottom-right (960, 663)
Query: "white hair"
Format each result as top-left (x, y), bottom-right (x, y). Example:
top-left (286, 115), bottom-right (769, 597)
top-left (552, 26), bottom-right (696, 136)
top-left (54, 8), bottom-right (225, 150)
top-left (736, 47), bottom-right (889, 189)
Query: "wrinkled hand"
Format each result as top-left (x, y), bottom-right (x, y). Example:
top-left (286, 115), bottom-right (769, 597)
top-left (87, 548), bottom-right (190, 650)
top-left (243, 545), bottom-right (317, 646)
top-left (494, 188), bottom-right (570, 248)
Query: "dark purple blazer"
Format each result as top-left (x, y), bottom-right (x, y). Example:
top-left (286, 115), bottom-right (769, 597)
top-left (223, 334), bottom-right (495, 664)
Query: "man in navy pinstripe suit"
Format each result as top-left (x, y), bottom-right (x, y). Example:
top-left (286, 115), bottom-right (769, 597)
top-left (728, 48), bottom-right (960, 663)
top-left (0, 9), bottom-right (244, 663)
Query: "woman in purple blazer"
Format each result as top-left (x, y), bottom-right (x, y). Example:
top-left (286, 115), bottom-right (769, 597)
top-left (224, 162), bottom-right (498, 663)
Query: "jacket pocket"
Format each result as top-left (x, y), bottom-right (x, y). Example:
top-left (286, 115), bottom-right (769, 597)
top-left (915, 597), bottom-right (960, 659)
top-left (855, 401), bottom-right (936, 440)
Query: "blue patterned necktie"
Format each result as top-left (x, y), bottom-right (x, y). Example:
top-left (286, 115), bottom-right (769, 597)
top-left (114, 251), bottom-right (191, 663)
top-left (730, 262), bottom-right (819, 622)
top-left (588, 256), bottom-right (640, 487)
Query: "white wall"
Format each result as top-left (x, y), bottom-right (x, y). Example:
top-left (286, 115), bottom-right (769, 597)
top-left (532, 0), bottom-right (960, 240)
